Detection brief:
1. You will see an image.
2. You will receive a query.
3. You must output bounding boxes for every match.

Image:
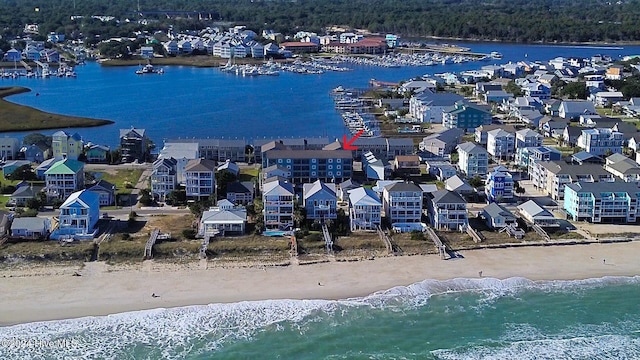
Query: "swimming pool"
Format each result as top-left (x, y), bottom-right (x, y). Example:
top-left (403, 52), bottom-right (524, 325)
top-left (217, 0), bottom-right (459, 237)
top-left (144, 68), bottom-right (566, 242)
top-left (263, 230), bottom-right (287, 237)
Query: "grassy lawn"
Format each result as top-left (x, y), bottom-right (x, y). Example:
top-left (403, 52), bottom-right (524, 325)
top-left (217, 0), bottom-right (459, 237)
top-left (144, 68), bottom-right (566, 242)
top-left (0, 86), bottom-right (113, 131)
top-left (97, 169), bottom-right (143, 193)
top-left (0, 240), bottom-right (94, 262)
top-left (238, 167), bottom-right (260, 182)
top-left (0, 194), bottom-right (10, 210)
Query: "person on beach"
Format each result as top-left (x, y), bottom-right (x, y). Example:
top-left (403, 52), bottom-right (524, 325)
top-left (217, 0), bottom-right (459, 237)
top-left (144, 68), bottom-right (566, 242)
top-left (479, 271), bottom-right (483, 277)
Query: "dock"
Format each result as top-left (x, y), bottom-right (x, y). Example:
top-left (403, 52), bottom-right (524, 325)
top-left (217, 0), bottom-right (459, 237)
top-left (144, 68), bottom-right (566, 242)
top-left (424, 227), bottom-right (447, 259)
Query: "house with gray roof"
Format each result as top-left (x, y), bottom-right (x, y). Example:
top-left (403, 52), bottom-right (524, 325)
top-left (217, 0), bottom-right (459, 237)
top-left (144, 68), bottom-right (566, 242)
top-left (409, 92), bottom-right (464, 123)
top-left (119, 128), bottom-right (149, 163)
top-left (428, 189), bottom-right (468, 230)
top-left (263, 178), bottom-right (295, 230)
top-left (445, 175), bottom-right (474, 196)
top-left (337, 179), bottom-right (359, 202)
top-left (419, 128), bottom-right (464, 157)
top-left (482, 202), bottom-right (517, 230)
top-left (86, 179), bottom-right (115, 206)
top-left (262, 147), bottom-right (352, 184)
top-left (303, 180), bottom-right (337, 221)
top-left (199, 201), bottom-right (247, 236)
top-left (564, 181), bottom-right (640, 223)
top-left (530, 160), bottom-right (614, 200)
top-left (603, 154), bottom-right (640, 183)
top-left (382, 182), bottom-right (423, 228)
top-left (151, 158), bottom-right (178, 202)
top-left (10, 184), bottom-right (43, 207)
top-left (517, 200), bottom-right (558, 227)
top-left (348, 187), bottom-right (382, 231)
top-left (559, 100), bottom-right (597, 119)
top-left (456, 142), bottom-right (489, 178)
top-left (11, 217), bottom-right (50, 239)
top-left (226, 181), bottom-right (255, 205)
top-left (185, 158), bottom-right (217, 200)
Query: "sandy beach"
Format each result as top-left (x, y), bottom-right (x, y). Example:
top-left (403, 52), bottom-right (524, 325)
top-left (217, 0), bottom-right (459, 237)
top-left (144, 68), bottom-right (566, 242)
top-left (1, 241), bottom-right (639, 327)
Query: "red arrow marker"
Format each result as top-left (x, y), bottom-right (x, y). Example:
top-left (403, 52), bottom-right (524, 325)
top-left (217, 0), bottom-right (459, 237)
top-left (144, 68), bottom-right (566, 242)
top-left (343, 129), bottom-right (365, 151)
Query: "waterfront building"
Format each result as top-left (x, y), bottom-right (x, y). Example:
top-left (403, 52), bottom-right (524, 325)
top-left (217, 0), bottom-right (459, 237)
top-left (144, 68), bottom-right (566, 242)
top-left (443, 101), bottom-right (492, 131)
top-left (393, 155), bottom-right (421, 176)
top-left (262, 147), bottom-right (352, 185)
top-left (279, 42), bottom-right (319, 53)
top-left (85, 144), bottom-right (110, 163)
top-left (362, 151), bottom-right (389, 181)
top-left (44, 158), bottom-right (85, 200)
top-left (487, 128), bottom-right (515, 160)
top-left (262, 178), bottom-right (295, 230)
top-left (150, 158), bottom-right (178, 202)
top-left (517, 200), bottom-right (558, 227)
top-left (485, 166), bottom-right (514, 203)
top-left (564, 181), bottom-right (640, 223)
top-left (119, 128), bottom-right (149, 163)
top-left (255, 137), bottom-right (328, 163)
top-left (348, 187), bottom-right (382, 231)
top-left (20, 143), bottom-right (49, 163)
top-left (382, 182), bottom-right (423, 226)
top-left (456, 142), bottom-right (489, 178)
top-left (2, 160), bottom-right (32, 178)
top-left (409, 92), bottom-right (464, 123)
top-left (530, 161), bottom-right (614, 200)
top-left (303, 180), bottom-right (337, 221)
top-left (482, 202), bottom-right (517, 230)
top-left (53, 189), bottom-right (100, 240)
top-left (199, 200), bottom-right (247, 236)
top-left (10, 184), bottom-right (43, 207)
top-left (0, 137), bottom-right (20, 161)
top-left (158, 142), bottom-right (199, 184)
top-left (185, 158), bottom-right (216, 200)
top-left (577, 128), bottom-right (624, 156)
top-left (428, 190), bottom-right (468, 230)
top-left (52, 131), bottom-right (83, 160)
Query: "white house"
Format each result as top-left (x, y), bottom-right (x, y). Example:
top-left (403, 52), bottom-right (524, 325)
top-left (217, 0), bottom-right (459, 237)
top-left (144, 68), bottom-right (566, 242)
top-left (199, 200), bottom-right (247, 236)
top-left (487, 129), bottom-right (515, 160)
top-left (262, 178), bottom-right (295, 230)
top-left (185, 158), bottom-right (217, 200)
top-left (348, 187), bottom-right (382, 231)
top-left (428, 190), bottom-right (468, 230)
top-left (457, 142), bottom-right (489, 178)
top-left (382, 182), bottom-right (423, 227)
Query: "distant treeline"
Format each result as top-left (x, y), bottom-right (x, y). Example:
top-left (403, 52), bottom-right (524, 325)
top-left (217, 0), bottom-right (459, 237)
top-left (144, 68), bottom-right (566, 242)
top-left (1, 0), bottom-right (640, 44)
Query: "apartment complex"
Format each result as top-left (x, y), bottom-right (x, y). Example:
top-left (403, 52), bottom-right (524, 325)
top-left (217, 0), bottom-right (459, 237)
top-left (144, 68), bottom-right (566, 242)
top-left (564, 181), bottom-right (640, 223)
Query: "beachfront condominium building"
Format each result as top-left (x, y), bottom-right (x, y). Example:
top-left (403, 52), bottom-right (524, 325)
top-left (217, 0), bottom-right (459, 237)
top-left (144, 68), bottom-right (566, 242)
top-left (442, 101), bottom-right (492, 131)
top-left (428, 189), bottom-right (468, 230)
top-left (262, 147), bottom-right (353, 185)
top-left (303, 180), bottom-right (337, 221)
top-left (564, 181), bottom-right (640, 223)
top-left (382, 182), bottom-right (423, 225)
top-left (185, 158), bottom-right (216, 200)
top-left (51, 131), bottom-right (83, 160)
top-left (0, 137), bottom-right (20, 161)
top-left (603, 153), bottom-right (640, 183)
top-left (44, 158), bottom-right (85, 200)
top-left (348, 187), bottom-right (382, 231)
top-left (262, 178), bottom-right (295, 230)
top-left (119, 128), bottom-right (149, 163)
top-left (150, 158), bottom-right (178, 202)
top-left (515, 128), bottom-right (543, 149)
top-left (577, 128), bottom-right (624, 156)
top-left (530, 161), bottom-right (614, 200)
top-left (485, 166), bottom-right (514, 203)
top-left (456, 142), bottom-right (489, 178)
top-left (255, 137), bottom-right (329, 163)
top-left (486, 128), bottom-right (515, 160)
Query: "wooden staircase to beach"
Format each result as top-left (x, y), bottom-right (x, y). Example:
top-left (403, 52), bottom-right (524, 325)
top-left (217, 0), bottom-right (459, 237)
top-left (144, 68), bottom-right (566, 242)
top-left (144, 228), bottom-right (159, 260)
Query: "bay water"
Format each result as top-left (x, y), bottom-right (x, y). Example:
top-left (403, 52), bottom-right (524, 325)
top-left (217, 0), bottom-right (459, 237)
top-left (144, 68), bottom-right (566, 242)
top-left (1, 42), bottom-right (640, 359)
top-left (1, 42), bottom-right (639, 148)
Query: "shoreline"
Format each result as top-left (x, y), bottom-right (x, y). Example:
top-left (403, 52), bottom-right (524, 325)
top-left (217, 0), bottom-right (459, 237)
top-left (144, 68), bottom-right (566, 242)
top-left (2, 240), bottom-right (639, 327)
top-left (0, 86), bottom-right (114, 132)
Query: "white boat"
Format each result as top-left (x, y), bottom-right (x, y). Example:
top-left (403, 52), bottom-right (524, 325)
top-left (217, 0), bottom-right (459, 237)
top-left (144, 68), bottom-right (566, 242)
top-left (490, 51), bottom-right (503, 59)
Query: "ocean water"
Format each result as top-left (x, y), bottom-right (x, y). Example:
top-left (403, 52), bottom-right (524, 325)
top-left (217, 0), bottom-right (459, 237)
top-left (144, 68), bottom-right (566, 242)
top-left (1, 276), bottom-right (639, 359)
top-left (1, 42), bottom-right (640, 148)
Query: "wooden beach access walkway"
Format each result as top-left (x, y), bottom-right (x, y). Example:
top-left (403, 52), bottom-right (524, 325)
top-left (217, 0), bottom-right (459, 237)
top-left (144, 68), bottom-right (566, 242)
top-left (144, 228), bottom-right (159, 260)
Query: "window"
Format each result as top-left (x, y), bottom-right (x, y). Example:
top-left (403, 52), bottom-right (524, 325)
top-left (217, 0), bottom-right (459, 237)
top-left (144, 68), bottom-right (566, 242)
top-left (287, 159), bottom-right (292, 163)
top-left (337, 159), bottom-right (342, 163)
top-left (312, 165), bottom-right (316, 170)
top-left (328, 159), bottom-right (333, 163)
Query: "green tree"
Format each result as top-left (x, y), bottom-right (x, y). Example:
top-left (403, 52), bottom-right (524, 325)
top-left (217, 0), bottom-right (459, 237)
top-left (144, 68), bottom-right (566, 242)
top-left (8, 165), bottom-right (38, 181)
top-left (468, 176), bottom-right (484, 188)
top-left (215, 171), bottom-right (237, 199)
top-left (560, 82), bottom-right (588, 99)
top-left (504, 80), bottom-right (523, 96)
top-left (22, 133), bottom-right (52, 147)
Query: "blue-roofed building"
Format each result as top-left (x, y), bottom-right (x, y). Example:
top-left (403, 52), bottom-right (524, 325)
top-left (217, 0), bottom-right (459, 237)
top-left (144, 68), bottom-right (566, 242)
top-left (515, 146), bottom-right (562, 169)
top-left (485, 166), bottom-right (514, 203)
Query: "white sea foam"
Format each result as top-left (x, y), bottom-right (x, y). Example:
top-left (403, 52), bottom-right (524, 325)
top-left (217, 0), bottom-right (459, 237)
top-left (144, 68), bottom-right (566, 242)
top-left (0, 275), bottom-right (637, 359)
top-left (431, 334), bottom-right (640, 360)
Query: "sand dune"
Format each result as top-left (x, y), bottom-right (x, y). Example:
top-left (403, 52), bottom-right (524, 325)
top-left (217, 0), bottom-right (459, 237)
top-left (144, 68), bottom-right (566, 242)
top-left (1, 241), bottom-right (639, 326)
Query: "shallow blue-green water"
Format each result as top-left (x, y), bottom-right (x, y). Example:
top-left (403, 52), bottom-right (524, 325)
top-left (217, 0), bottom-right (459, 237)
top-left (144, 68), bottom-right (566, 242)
top-left (1, 276), bottom-right (639, 359)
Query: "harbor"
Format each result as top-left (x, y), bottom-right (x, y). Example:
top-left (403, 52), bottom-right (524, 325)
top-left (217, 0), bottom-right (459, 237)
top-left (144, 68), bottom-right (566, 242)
top-left (331, 86), bottom-right (381, 138)
top-left (0, 61), bottom-right (77, 78)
